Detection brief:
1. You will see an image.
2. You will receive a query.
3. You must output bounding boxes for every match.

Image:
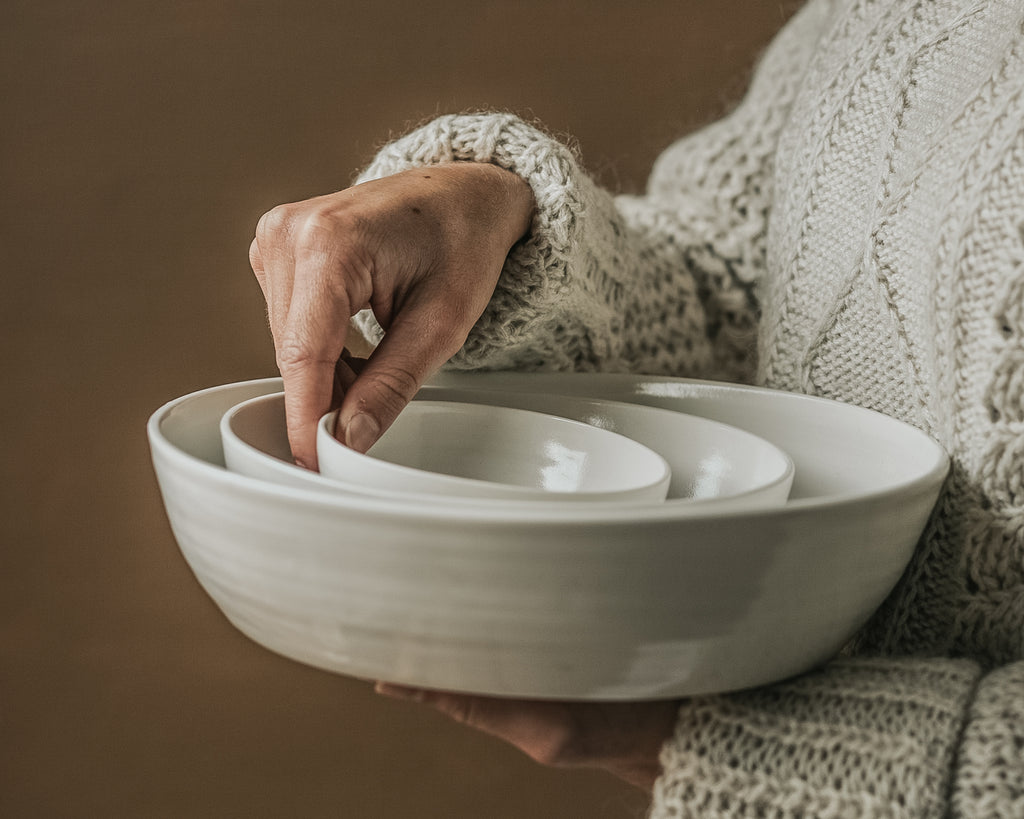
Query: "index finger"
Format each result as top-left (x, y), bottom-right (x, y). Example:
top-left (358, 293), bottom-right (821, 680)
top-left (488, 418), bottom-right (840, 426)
top-left (276, 263), bottom-right (353, 471)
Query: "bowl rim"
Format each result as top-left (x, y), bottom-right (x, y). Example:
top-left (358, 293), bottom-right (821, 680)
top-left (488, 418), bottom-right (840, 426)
top-left (149, 376), bottom-right (950, 525)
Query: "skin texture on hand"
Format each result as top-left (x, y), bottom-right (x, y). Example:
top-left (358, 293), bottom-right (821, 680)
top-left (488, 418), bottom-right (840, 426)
top-left (375, 683), bottom-right (680, 791)
top-left (249, 162), bottom-right (535, 469)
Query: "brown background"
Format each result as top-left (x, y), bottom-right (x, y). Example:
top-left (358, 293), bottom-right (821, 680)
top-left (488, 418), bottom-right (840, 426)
top-left (2, 3), bottom-right (796, 816)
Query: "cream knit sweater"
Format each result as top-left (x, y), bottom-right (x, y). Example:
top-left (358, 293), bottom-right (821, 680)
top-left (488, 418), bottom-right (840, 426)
top-left (354, 0), bottom-right (1024, 815)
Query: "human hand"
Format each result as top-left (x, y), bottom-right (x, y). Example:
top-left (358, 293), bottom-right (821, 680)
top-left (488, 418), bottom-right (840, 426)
top-left (249, 162), bottom-right (535, 469)
top-left (375, 683), bottom-right (679, 791)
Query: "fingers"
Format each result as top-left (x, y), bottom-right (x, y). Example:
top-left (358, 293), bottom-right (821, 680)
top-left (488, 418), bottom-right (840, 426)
top-left (335, 303), bottom-right (468, 453)
top-left (247, 164), bottom-right (534, 465)
top-left (251, 201), bottom-right (373, 470)
top-left (332, 350), bottom-right (364, 406)
top-left (275, 257), bottom-right (354, 470)
top-left (374, 682), bottom-right (679, 791)
top-left (374, 683), bottom-right (574, 765)
top-left (253, 205), bottom-right (298, 346)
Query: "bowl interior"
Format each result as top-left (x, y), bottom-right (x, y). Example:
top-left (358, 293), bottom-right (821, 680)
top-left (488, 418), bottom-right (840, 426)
top-left (159, 379), bottom-right (279, 466)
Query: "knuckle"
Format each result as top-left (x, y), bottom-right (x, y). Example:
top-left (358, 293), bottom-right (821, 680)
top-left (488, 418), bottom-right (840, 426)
top-left (293, 209), bottom-right (339, 247)
top-left (248, 237), bottom-right (263, 271)
top-left (440, 698), bottom-right (475, 725)
top-left (256, 203), bottom-right (293, 242)
top-left (293, 210), bottom-right (375, 309)
top-left (416, 307), bottom-right (473, 360)
top-left (290, 199), bottom-right (358, 252)
top-left (529, 725), bottom-right (578, 768)
top-left (275, 334), bottom-right (321, 374)
top-left (366, 365), bottom-right (421, 416)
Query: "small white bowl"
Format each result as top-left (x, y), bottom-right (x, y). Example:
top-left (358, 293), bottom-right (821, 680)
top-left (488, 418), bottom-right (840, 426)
top-left (316, 400), bottom-right (672, 503)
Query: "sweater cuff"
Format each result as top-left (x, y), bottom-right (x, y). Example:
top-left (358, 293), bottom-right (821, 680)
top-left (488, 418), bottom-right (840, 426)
top-left (351, 113), bottom-right (601, 370)
top-left (652, 657), bottom-right (982, 819)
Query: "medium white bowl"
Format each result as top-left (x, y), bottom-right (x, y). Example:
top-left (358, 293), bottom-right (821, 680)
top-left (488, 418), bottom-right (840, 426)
top-left (149, 375), bottom-right (948, 700)
top-left (221, 391), bottom-right (793, 509)
top-left (418, 389), bottom-right (795, 508)
top-left (316, 400), bottom-right (672, 503)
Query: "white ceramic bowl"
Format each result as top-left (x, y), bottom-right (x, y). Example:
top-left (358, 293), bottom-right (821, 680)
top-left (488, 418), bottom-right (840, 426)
top-left (221, 391), bottom-right (793, 509)
top-left (315, 400), bottom-right (672, 503)
top-left (418, 389), bottom-right (795, 508)
top-left (148, 375), bottom-right (948, 700)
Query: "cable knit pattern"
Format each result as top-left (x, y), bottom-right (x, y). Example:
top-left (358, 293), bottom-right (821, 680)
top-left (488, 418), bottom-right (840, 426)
top-left (356, 0), bottom-right (1024, 815)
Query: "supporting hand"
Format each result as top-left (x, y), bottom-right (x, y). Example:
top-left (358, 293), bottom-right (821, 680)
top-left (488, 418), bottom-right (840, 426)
top-left (376, 683), bottom-right (679, 791)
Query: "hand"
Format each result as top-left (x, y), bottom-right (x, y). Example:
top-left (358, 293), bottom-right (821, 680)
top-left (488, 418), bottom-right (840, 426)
top-left (249, 163), bottom-right (535, 469)
top-left (375, 683), bottom-right (679, 791)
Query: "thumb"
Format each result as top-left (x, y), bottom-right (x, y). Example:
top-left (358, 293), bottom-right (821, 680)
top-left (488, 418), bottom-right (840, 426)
top-left (335, 310), bottom-right (466, 453)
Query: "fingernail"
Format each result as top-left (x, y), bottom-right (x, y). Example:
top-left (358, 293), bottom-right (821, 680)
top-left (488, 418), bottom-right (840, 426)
top-left (344, 413), bottom-right (380, 453)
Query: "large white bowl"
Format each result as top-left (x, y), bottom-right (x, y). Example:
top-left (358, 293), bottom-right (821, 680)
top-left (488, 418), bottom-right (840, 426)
top-left (316, 400), bottom-right (672, 503)
top-left (221, 391), bottom-right (793, 509)
top-left (148, 374), bottom-right (948, 700)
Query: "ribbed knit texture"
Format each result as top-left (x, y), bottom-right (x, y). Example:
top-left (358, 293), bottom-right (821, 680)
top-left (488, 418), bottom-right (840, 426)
top-left (656, 658), bottom-right (983, 818)
top-left (355, 0), bottom-right (1024, 815)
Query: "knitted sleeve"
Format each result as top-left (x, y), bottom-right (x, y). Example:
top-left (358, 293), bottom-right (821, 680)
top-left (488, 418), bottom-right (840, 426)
top-left (352, 0), bottom-right (836, 384)
top-left (353, 113), bottom-right (652, 375)
top-left (652, 657), bottom-right (1024, 819)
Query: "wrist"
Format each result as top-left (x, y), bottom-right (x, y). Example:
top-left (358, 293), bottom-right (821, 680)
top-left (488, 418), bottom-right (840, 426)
top-left (443, 161), bottom-right (535, 251)
top-left (485, 162), bottom-right (536, 247)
